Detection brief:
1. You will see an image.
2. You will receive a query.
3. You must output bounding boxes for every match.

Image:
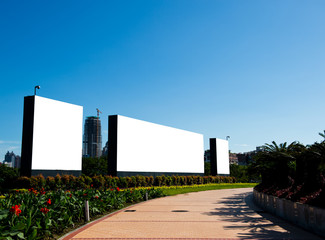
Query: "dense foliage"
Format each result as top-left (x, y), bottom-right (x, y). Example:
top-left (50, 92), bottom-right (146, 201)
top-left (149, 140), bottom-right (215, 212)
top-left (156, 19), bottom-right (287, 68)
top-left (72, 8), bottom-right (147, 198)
top-left (230, 164), bottom-right (260, 183)
top-left (82, 157), bottom-right (108, 176)
top-left (11, 174), bottom-right (236, 191)
top-left (204, 162), bottom-right (211, 175)
top-left (0, 187), bottom-right (164, 239)
top-left (251, 131), bottom-right (325, 208)
top-left (0, 164), bottom-right (19, 190)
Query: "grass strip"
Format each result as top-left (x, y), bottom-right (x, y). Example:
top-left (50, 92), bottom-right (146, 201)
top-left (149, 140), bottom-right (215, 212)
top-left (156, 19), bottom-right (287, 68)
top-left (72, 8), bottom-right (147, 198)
top-left (161, 183), bottom-right (257, 196)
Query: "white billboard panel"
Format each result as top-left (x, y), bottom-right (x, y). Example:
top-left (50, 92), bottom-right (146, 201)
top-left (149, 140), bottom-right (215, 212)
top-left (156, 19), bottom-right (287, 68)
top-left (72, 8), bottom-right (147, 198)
top-left (31, 96), bottom-right (83, 170)
top-left (111, 115), bottom-right (204, 174)
top-left (216, 138), bottom-right (230, 175)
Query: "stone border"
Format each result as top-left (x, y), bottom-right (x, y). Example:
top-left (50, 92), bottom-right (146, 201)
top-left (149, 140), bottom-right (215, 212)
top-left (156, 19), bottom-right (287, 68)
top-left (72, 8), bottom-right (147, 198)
top-left (253, 189), bottom-right (325, 237)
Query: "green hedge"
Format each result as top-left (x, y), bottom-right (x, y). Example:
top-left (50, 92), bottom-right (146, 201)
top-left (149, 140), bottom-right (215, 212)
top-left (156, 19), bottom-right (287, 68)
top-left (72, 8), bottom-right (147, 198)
top-left (14, 175), bottom-right (236, 190)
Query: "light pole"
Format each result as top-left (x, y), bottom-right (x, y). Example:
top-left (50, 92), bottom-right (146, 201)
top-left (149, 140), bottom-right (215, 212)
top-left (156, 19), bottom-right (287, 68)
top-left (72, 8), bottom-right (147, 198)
top-left (34, 85), bottom-right (40, 95)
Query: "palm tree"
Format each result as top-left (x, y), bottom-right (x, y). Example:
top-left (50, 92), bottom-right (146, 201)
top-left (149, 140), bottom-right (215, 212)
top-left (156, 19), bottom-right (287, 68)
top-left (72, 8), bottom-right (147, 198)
top-left (303, 140), bottom-right (325, 188)
top-left (252, 141), bottom-right (304, 186)
top-left (319, 130), bottom-right (325, 141)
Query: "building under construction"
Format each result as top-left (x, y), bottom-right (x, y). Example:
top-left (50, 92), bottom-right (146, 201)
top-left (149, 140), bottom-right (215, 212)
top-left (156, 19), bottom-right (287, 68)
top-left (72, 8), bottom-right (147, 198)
top-left (83, 116), bottom-right (102, 158)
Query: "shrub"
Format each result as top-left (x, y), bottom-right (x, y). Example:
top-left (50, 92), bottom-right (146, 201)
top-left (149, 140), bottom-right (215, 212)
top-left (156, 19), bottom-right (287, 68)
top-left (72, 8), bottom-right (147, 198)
top-left (15, 176), bottom-right (31, 189)
top-left (136, 175), bottom-right (146, 187)
top-left (180, 176), bottom-right (187, 185)
top-left (11, 174), bottom-right (236, 191)
top-left (29, 175), bottom-right (45, 189)
top-left (46, 176), bottom-right (56, 190)
top-left (148, 176), bottom-right (154, 186)
top-left (0, 164), bottom-right (19, 190)
top-left (187, 176), bottom-right (194, 185)
top-left (92, 175), bottom-right (105, 189)
top-left (54, 174), bottom-right (62, 188)
top-left (118, 177), bottom-right (128, 188)
top-left (83, 175), bottom-right (92, 187)
top-left (155, 176), bottom-right (162, 186)
top-left (61, 175), bottom-right (70, 188)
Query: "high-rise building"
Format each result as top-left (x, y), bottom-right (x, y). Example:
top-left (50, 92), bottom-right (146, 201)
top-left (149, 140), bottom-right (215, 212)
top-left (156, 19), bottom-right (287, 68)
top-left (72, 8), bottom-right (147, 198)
top-left (3, 151), bottom-right (20, 168)
top-left (83, 116), bottom-right (102, 158)
top-left (102, 141), bottom-right (109, 156)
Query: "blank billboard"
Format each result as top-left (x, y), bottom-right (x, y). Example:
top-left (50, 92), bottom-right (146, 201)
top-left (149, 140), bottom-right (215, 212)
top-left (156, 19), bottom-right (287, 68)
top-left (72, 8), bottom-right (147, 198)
top-left (21, 96), bottom-right (83, 176)
top-left (108, 115), bottom-right (204, 176)
top-left (210, 138), bottom-right (230, 175)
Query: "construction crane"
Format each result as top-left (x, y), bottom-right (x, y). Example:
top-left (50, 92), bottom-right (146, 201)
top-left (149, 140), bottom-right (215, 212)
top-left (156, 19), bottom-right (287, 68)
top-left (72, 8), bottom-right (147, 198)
top-left (96, 108), bottom-right (102, 118)
top-left (96, 108), bottom-right (102, 158)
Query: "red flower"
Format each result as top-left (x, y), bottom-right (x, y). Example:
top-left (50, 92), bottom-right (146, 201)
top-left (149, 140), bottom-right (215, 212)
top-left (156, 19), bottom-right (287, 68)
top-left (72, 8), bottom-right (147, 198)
top-left (91, 184), bottom-right (93, 187)
top-left (46, 199), bottom-right (51, 205)
top-left (83, 193), bottom-right (87, 196)
top-left (40, 207), bottom-right (50, 214)
top-left (116, 187), bottom-right (120, 192)
top-left (95, 196), bottom-right (99, 199)
top-left (40, 188), bottom-right (46, 195)
top-left (110, 188), bottom-right (114, 191)
top-left (69, 194), bottom-right (72, 198)
top-left (10, 205), bottom-right (22, 216)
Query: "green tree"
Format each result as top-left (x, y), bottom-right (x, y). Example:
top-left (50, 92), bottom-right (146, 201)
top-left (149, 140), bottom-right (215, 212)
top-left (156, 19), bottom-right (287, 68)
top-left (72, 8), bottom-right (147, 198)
top-left (301, 141), bottom-right (325, 188)
top-left (82, 157), bottom-right (108, 176)
top-left (251, 141), bottom-right (304, 186)
top-left (230, 164), bottom-right (248, 182)
top-left (204, 161), bottom-right (211, 176)
top-left (0, 164), bottom-right (19, 190)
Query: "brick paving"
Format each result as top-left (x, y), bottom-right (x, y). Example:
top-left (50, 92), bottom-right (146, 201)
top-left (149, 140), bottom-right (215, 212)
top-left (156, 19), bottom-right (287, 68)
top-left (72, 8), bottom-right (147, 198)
top-left (60, 188), bottom-right (323, 240)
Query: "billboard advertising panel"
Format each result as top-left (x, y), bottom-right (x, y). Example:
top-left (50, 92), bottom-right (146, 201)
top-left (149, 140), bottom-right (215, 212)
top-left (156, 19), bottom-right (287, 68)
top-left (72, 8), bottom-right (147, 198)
top-left (21, 96), bottom-right (83, 176)
top-left (108, 115), bottom-right (204, 176)
top-left (216, 138), bottom-right (230, 175)
top-left (210, 138), bottom-right (230, 175)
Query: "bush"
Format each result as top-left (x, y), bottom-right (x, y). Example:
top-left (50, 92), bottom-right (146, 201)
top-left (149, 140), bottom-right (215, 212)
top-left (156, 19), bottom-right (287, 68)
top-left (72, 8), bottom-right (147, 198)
top-left (0, 164), bottom-right (19, 190)
top-left (92, 175), bottom-right (105, 189)
top-left (10, 174), bottom-right (236, 191)
top-left (46, 176), bottom-right (56, 190)
top-left (82, 157), bottom-right (108, 176)
top-left (55, 174), bottom-right (61, 188)
top-left (15, 176), bottom-right (31, 189)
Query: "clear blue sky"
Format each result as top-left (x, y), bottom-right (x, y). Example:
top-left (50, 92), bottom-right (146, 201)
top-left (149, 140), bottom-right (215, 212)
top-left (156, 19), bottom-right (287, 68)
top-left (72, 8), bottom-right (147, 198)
top-left (1, 0), bottom-right (325, 160)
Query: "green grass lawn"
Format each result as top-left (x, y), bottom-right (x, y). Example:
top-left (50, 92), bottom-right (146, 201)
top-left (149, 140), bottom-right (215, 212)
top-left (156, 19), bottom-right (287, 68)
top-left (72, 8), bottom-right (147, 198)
top-left (161, 183), bottom-right (258, 196)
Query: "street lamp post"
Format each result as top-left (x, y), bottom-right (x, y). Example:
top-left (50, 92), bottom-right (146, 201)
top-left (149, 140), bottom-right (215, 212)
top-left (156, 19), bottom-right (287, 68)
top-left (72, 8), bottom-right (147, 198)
top-left (34, 85), bottom-right (40, 95)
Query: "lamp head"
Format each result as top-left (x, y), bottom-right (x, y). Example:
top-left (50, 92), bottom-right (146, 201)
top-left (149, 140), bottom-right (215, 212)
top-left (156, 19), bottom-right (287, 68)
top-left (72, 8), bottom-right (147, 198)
top-left (34, 85), bottom-right (41, 95)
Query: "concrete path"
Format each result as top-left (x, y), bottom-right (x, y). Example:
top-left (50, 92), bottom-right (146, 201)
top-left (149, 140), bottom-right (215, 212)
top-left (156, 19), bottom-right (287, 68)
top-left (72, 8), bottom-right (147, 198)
top-left (61, 188), bottom-right (323, 240)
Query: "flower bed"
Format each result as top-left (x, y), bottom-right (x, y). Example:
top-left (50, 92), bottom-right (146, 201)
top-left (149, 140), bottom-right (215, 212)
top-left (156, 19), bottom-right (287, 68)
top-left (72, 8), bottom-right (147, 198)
top-left (0, 187), bottom-right (164, 239)
top-left (254, 183), bottom-right (325, 209)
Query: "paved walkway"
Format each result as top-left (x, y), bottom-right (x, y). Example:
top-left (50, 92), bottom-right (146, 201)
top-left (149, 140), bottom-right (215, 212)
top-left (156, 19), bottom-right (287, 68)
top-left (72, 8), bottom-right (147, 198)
top-left (61, 188), bottom-right (323, 240)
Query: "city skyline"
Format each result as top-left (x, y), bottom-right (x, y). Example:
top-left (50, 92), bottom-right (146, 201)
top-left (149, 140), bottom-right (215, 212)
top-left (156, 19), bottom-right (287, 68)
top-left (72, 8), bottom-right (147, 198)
top-left (1, 1), bottom-right (325, 160)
